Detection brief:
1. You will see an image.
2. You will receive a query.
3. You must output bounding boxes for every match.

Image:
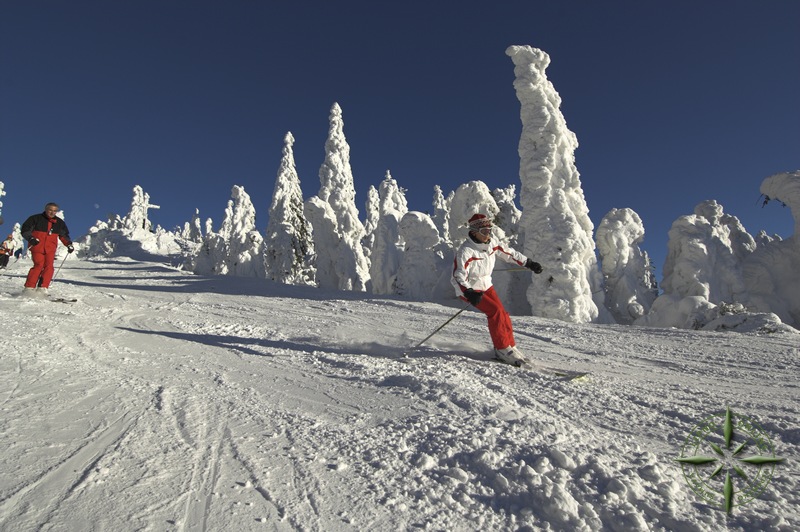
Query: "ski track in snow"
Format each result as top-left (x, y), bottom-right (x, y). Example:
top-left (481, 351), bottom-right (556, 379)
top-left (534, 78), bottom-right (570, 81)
top-left (0, 258), bottom-right (798, 531)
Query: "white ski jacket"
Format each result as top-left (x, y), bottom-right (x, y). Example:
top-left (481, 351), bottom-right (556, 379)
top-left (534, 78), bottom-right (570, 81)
top-left (451, 236), bottom-right (528, 296)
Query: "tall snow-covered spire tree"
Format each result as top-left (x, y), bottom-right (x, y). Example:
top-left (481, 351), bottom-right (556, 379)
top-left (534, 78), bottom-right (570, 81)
top-left (319, 103), bottom-right (366, 239)
top-left (264, 132), bottom-right (316, 286)
top-left (507, 45), bottom-right (604, 323)
top-left (315, 102), bottom-right (370, 291)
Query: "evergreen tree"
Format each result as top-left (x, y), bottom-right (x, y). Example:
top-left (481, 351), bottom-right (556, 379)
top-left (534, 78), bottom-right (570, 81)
top-left (507, 45), bottom-right (608, 323)
top-left (596, 208), bottom-right (657, 324)
top-left (123, 185), bottom-right (159, 235)
top-left (362, 185), bottom-right (380, 257)
top-left (369, 171), bottom-right (408, 294)
top-left (227, 185), bottom-right (265, 278)
top-left (264, 132), bottom-right (316, 286)
top-left (315, 103), bottom-right (370, 291)
top-left (431, 185), bottom-right (451, 247)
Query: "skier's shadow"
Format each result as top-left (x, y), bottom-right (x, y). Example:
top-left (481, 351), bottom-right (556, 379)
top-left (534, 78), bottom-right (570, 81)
top-left (116, 327), bottom-right (408, 360)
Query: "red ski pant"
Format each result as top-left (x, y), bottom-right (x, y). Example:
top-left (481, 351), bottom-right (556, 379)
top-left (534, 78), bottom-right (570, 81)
top-left (461, 286), bottom-right (515, 350)
top-left (25, 248), bottom-right (57, 288)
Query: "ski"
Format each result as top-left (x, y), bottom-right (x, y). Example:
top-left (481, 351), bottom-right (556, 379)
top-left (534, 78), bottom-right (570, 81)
top-left (493, 357), bottom-right (589, 381)
top-left (538, 368), bottom-right (590, 381)
top-left (50, 297), bottom-right (78, 303)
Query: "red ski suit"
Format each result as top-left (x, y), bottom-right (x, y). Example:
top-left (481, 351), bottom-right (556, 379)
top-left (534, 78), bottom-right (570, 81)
top-left (21, 212), bottom-right (72, 288)
top-left (451, 236), bottom-right (528, 350)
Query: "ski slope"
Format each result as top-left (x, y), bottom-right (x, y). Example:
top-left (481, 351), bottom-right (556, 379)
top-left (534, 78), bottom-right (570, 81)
top-left (0, 258), bottom-right (797, 531)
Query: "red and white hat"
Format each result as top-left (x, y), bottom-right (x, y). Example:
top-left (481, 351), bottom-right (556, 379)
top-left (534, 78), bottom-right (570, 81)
top-left (467, 213), bottom-right (493, 230)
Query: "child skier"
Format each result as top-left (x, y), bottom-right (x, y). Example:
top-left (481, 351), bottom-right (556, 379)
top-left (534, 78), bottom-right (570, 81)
top-left (451, 214), bottom-right (543, 365)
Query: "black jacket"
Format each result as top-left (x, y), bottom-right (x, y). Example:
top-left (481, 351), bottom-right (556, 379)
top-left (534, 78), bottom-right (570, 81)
top-left (21, 213), bottom-right (71, 245)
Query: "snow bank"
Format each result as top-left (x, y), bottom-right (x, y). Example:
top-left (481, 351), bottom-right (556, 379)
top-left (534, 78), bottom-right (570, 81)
top-left (1, 259), bottom-right (797, 530)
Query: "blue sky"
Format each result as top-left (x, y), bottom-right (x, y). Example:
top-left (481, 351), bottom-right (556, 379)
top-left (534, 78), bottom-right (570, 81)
top-left (1, 1), bottom-right (798, 277)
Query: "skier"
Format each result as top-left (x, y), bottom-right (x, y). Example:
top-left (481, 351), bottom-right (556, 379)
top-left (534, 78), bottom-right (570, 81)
top-left (0, 234), bottom-right (13, 269)
top-left (20, 203), bottom-right (74, 295)
top-left (451, 213), bottom-right (543, 365)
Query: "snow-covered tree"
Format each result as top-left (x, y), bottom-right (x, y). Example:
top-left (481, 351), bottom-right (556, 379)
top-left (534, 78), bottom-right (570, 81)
top-left (447, 181), bottom-right (500, 244)
top-left (192, 186), bottom-right (264, 277)
top-left (369, 171), bottom-right (408, 295)
top-left (507, 45), bottom-right (604, 323)
top-left (80, 185), bottom-right (179, 258)
top-left (0, 181), bottom-right (6, 225)
top-left (224, 186), bottom-right (265, 278)
top-left (362, 185), bottom-right (380, 257)
top-left (264, 132), bottom-right (316, 286)
top-left (743, 171), bottom-right (800, 326)
top-left (492, 184), bottom-right (523, 249)
top-left (660, 200), bottom-right (755, 304)
top-left (755, 230), bottom-right (780, 247)
top-left (193, 220), bottom-right (228, 275)
top-left (123, 185), bottom-right (159, 235)
top-left (319, 103), bottom-right (364, 238)
top-left (181, 209), bottom-right (204, 244)
top-left (304, 196), bottom-right (347, 290)
top-left (315, 103), bottom-right (370, 291)
top-left (596, 208), bottom-right (657, 324)
top-left (637, 200), bottom-right (762, 330)
top-left (432, 185), bottom-right (452, 247)
top-left (396, 211), bottom-right (443, 300)
top-left (175, 209), bottom-right (205, 269)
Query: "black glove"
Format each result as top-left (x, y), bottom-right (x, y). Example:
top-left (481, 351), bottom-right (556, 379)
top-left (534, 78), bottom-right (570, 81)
top-left (67, 244), bottom-right (75, 254)
top-left (526, 259), bottom-right (543, 274)
top-left (28, 238), bottom-right (40, 247)
top-left (463, 288), bottom-right (483, 306)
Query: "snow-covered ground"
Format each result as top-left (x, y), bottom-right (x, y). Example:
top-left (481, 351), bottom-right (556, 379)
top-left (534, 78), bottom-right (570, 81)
top-left (0, 257), bottom-right (797, 531)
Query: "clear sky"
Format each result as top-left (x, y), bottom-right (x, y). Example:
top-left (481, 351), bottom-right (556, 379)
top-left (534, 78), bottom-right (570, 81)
top-left (1, 1), bottom-right (798, 277)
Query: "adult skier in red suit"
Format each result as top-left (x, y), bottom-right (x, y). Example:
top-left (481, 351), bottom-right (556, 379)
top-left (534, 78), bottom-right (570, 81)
top-left (20, 203), bottom-right (74, 293)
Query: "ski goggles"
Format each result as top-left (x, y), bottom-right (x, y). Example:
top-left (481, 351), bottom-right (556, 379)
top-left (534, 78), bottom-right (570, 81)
top-left (476, 226), bottom-right (492, 236)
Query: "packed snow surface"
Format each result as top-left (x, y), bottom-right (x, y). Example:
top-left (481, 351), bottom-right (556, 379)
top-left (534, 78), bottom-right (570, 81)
top-left (0, 258), bottom-right (798, 531)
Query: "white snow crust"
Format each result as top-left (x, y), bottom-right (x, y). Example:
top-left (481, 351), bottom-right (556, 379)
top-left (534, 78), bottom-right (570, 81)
top-left (0, 258), bottom-right (797, 531)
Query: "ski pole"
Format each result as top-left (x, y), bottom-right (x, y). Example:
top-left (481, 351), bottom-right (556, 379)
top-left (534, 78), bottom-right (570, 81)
top-left (400, 301), bottom-right (471, 358)
top-left (494, 267), bottom-right (529, 272)
top-left (51, 254), bottom-right (69, 282)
